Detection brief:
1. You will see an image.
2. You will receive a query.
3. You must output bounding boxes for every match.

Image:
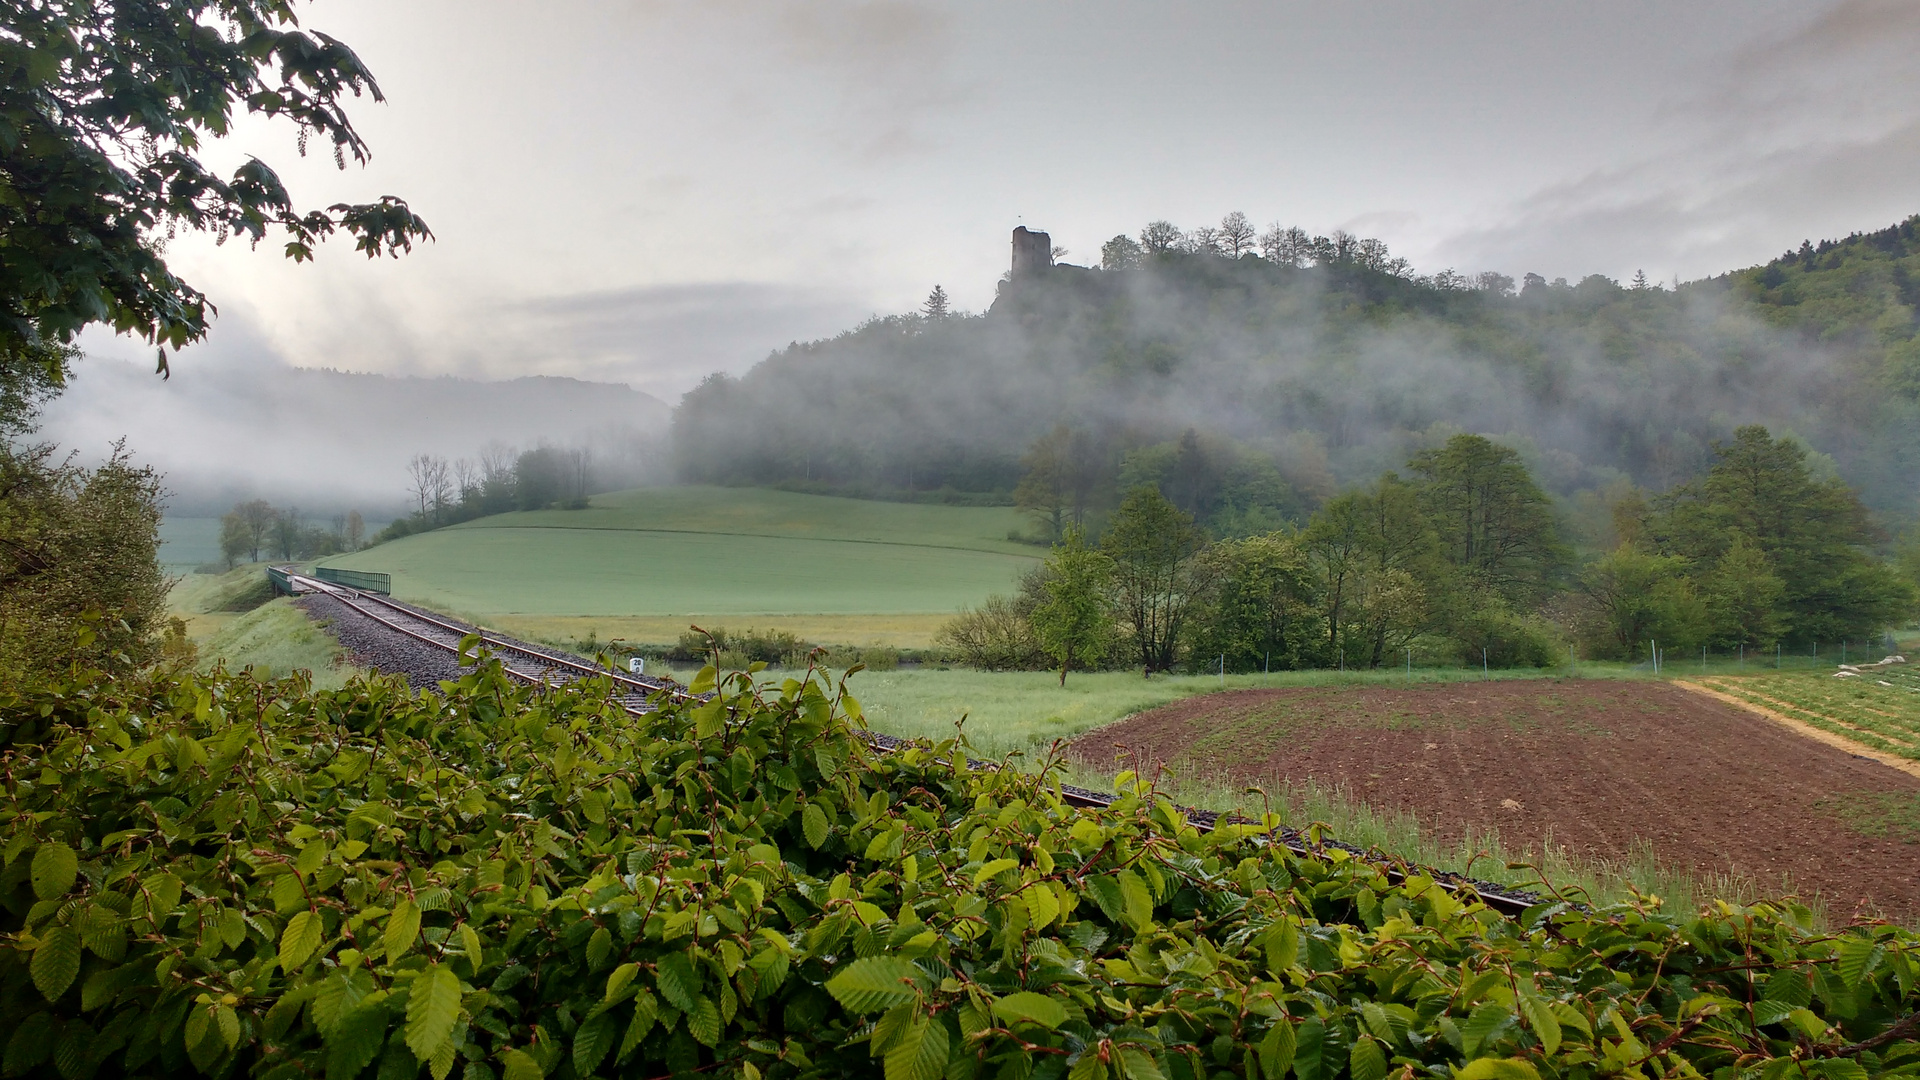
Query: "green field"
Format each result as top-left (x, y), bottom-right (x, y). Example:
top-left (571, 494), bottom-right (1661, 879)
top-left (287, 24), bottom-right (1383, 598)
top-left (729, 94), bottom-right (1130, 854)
top-left (319, 487), bottom-right (1041, 644)
top-left (1699, 665), bottom-right (1920, 760)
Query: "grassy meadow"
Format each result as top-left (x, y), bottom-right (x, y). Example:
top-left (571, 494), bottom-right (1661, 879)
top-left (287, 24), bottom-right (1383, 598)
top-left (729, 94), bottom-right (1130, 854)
top-left (320, 486), bottom-right (1041, 645)
top-left (163, 563), bottom-right (359, 687)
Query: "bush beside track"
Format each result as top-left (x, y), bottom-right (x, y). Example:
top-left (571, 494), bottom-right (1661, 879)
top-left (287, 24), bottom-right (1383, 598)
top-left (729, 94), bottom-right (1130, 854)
top-left (2, 657), bottom-right (1919, 1080)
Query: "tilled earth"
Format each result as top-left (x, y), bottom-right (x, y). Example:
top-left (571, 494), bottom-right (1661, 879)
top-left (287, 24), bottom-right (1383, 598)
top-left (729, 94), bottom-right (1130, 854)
top-left (1068, 679), bottom-right (1920, 920)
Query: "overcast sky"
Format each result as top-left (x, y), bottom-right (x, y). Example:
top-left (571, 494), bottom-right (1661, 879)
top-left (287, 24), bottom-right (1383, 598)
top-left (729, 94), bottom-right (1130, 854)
top-left (75, 0), bottom-right (1920, 402)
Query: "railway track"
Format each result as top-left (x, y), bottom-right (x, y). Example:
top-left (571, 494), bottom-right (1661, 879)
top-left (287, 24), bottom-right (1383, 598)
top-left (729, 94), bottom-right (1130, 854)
top-left (286, 570), bottom-right (1551, 918)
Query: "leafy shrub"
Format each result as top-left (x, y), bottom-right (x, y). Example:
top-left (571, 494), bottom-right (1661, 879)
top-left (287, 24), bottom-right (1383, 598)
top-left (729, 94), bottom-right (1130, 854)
top-left (0, 441), bottom-right (166, 690)
top-left (672, 627), bottom-right (813, 666)
top-left (1448, 602), bottom-right (1564, 668)
top-left (936, 594), bottom-right (1049, 670)
top-left (1, 656), bottom-right (1918, 1080)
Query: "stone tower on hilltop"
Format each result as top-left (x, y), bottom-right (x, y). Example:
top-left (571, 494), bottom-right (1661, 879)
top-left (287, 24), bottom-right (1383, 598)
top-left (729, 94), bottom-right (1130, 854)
top-left (1011, 226), bottom-right (1053, 277)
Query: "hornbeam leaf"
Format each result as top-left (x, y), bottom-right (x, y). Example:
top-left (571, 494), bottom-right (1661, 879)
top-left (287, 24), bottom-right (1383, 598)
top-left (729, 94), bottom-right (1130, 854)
top-left (501, 1048), bottom-right (545, 1080)
top-left (325, 1001), bottom-right (388, 1080)
top-left (1518, 992), bottom-right (1560, 1056)
top-left (687, 996), bottom-right (722, 1048)
top-left (572, 1012), bottom-right (618, 1076)
top-left (605, 962), bottom-right (640, 1003)
top-left (803, 804), bottom-right (831, 849)
top-left (1119, 1049), bottom-right (1166, 1080)
top-left (883, 1014), bottom-right (949, 1080)
top-left (1259, 1020), bottom-right (1296, 1080)
top-left (1835, 937), bottom-right (1886, 990)
top-left (619, 989), bottom-right (659, 1061)
top-left (1455, 1059), bottom-right (1541, 1080)
top-left (824, 957), bottom-right (924, 1013)
top-left (385, 900), bottom-right (421, 961)
top-left (655, 951), bottom-right (701, 1012)
top-left (31, 926), bottom-right (81, 1002)
top-left (586, 926), bottom-right (614, 970)
top-left (1349, 1038), bottom-right (1387, 1080)
top-left (76, 903), bottom-right (126, 961)
top-left (405, 965), bottom-right (461, 1063)
top-left (1117, 869), bottom-right (1155, 931)
top-left (30, 842), bottom-right (78, 901)
top-left (973, 859), bottom-right (1019, 886)
top-left (1460, 1003), bottom-right (1514, 1057)
top-left (991, 992), bottom-right (1067, 1031)
top-left (281, 910), bottom-right (325, 972)
top-left (458, 924), bottom-right (484, 974)
top-left (4, 1012), bottom-right (56, 1075)
top-left (1024, 883), bottom-right (1061, 929)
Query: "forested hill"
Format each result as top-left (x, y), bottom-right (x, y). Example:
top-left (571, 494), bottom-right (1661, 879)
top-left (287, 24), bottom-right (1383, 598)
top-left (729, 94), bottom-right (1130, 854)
top-left (673, 215), bottom-right (1920, 531)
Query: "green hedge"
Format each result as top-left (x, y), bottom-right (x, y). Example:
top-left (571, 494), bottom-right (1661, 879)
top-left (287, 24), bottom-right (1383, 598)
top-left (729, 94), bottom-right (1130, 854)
top-left (1, 653), bottom-right (1917, 1080)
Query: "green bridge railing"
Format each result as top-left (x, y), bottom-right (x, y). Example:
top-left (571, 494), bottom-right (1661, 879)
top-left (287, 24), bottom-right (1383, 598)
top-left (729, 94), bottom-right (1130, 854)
top-left (314, 566), bottom-right (392, 595)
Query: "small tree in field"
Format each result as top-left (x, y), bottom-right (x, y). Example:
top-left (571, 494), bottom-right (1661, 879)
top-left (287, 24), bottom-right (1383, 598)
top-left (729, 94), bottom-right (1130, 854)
top-left (1105, 486), bottom-right (1205, 675)
top-left (1031, 527), bottom-right (1115, 685)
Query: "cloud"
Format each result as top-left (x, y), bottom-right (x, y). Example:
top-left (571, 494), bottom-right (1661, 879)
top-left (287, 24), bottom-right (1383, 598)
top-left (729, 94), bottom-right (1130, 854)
top-left (510, 281), bottom-right (877, 396)
top-left (1436, 0), bottom-right (1920, 281)
top-left (773, 1), bottom-right (964, 158)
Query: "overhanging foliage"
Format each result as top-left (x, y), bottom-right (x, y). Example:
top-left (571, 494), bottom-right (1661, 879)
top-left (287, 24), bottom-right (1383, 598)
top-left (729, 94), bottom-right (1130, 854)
top-left (1, 655), bottom-right (1917, 1080)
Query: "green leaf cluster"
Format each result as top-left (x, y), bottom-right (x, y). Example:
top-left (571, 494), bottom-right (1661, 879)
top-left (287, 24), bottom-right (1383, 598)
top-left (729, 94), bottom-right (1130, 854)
top-left (3, 658), bottom-right (1920, 1080)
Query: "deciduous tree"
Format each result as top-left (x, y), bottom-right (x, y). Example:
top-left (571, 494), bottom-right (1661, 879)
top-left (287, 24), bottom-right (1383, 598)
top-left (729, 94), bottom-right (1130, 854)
top-left (1103, 486), bottom-right (1204, 675)
top-left (1217, 211), bottom-right (1256, 258)
top-left (1138, 220), bottom-right (1183, 254)
top-left (1409, 433), bottom-right (1565, 604)
top-left (1, 0), bottom-right (431, 379)
top-left (1100, 234), bottom-right (1142, 271)
top-left (1030, 527), bottom-right (1115, 685)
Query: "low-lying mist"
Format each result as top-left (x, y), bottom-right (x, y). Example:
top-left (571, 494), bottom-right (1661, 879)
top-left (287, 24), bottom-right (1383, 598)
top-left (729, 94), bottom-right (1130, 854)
top-left (674, 218), bottom-right (1920, 532)
top-left (38, 360), bottom-right (670, 518)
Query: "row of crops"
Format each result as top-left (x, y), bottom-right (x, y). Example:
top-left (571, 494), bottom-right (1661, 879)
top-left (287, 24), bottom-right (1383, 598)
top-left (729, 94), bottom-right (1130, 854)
top-left (1698, 663), bottom-right (1920, 760)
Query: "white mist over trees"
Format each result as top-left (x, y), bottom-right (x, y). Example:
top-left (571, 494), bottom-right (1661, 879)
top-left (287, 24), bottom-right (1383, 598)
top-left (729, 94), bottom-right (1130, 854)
top-left (673, 214), bottom-right (1920, 532)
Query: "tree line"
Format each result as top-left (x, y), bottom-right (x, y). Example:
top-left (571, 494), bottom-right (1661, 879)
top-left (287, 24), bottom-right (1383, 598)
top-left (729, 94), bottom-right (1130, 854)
top-left (943, 427), bottom-right (1914, 681)
top-left (674, 212), bottom-right (1920, 538)
top-left (374, 443), bottom-right (593, 544)
top-left (217, 501), bottom-right (367, 566)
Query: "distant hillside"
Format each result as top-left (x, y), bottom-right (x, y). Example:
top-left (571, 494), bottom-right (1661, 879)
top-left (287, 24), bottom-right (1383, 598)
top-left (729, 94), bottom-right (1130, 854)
top-left (674, 217), bottom-right (1920, 528)
top-left (40, 364), bottom-right (670, 515)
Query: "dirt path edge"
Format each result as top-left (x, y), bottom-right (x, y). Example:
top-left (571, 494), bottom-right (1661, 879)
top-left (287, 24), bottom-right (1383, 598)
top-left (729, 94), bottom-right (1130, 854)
top-left (1672, 680), bottom-right (1920, 781)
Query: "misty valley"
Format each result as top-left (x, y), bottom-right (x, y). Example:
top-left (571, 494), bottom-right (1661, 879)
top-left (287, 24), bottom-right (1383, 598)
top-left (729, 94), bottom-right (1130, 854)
top-left (9, 8), bottom-right (1920, 1080)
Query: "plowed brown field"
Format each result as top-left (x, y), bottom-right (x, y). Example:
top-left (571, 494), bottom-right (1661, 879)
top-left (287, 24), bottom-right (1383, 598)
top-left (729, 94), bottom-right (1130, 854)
top-left (1068, 679), bottom-right (1920, 920)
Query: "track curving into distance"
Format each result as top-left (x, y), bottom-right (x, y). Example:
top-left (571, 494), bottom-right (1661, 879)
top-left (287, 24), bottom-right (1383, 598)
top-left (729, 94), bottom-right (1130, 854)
top-left (285, 570), bottom-right (1551, 917)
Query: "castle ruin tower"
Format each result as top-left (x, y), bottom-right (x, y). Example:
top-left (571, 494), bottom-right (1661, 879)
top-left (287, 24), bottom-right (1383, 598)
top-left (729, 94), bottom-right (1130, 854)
top-left (1011, 226), bottom-right (1054, 277)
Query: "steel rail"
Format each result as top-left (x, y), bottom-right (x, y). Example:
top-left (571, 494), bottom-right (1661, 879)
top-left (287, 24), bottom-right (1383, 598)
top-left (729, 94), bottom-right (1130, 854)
top-left (287, 570), bottom-right (1551, 917)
